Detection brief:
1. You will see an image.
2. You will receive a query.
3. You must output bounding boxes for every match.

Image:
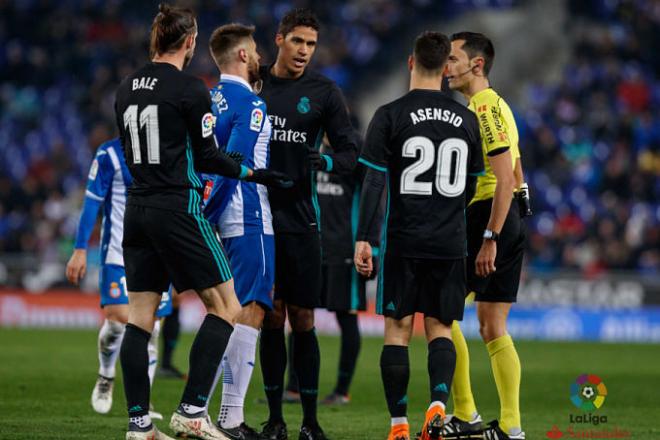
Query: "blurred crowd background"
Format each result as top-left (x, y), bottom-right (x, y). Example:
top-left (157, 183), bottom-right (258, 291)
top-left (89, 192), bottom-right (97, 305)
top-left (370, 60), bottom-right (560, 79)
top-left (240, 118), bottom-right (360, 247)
top-left (0, 0), bottom-right (658, 290)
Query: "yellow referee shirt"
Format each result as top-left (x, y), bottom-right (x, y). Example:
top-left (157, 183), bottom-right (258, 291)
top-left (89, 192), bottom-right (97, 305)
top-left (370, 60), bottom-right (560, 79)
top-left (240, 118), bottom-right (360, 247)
top-left (468, 87), bottom-right (520, 205)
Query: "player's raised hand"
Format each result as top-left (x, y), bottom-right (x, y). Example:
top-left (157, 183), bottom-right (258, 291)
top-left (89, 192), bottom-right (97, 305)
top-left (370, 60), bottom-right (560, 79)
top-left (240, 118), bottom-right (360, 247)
top-left (66, 249), bottom-right (87, 285)
top-left (475, 240), bottom-right (497, 277)
top-left (246, 169), bottom-right (294, 188)
top-left (354, 241), bottom-right (373, 277)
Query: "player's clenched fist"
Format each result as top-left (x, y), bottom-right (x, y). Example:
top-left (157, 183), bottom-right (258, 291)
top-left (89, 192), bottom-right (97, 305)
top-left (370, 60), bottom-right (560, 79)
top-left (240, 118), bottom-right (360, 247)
top-left (354, 240), bottom-right (373, 277)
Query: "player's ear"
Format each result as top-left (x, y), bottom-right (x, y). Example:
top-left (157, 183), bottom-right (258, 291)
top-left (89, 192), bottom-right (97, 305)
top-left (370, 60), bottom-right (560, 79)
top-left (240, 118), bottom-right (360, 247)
top-left (238, 47), bottom-right (248, 64)
top-left (407, 55), bottom-right (414, 72)
top-left (472, 56), bottom-right (484, 75)
top-left (275, 33), bottom-right (284, 48)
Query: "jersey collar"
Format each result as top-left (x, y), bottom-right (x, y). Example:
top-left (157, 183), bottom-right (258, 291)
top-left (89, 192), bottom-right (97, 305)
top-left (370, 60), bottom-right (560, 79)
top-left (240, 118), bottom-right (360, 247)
top-left (220, 74), bottom-right (252, 91)
top-left (468, 87), bottom-right (495, 106)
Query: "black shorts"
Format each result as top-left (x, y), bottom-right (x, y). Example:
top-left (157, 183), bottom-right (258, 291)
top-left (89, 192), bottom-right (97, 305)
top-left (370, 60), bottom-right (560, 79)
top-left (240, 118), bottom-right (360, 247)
top-left (273, 232), bottom-right (322, 309)
top-left (378, 254), bottom-right (466, 324)
top-left (123, 204), bottom-right (232, 293)
top-left (466, 199), bottom-right (526, 302)
top-left (321, 261), bottom-right (367, 312)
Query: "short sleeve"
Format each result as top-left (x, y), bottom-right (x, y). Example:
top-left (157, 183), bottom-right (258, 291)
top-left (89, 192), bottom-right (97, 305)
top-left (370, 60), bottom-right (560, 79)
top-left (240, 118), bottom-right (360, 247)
top-left (474, 97), bottom-right (510, 156)
top-left (359, 106), bottom-right (390, 173)
top-left (465, 113), bottom-right (485, 176)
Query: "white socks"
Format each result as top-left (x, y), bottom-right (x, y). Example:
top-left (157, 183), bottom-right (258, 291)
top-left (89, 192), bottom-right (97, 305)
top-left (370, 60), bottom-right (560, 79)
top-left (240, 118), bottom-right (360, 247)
top-left (429, 401), bottom-right (446, 411)
top-left (391, 417), bottom-right (408, 426)
top-left (148, 320), bottom-right (161, 386)
top-left (215, 324), bottom-right (259, 429)
top-left (98, 319), bottom-right (125, 378)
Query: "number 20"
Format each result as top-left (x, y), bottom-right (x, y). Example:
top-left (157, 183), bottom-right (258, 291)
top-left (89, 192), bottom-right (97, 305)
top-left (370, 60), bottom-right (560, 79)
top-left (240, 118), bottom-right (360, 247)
top-left (400, 136), bottom-right (468, 197)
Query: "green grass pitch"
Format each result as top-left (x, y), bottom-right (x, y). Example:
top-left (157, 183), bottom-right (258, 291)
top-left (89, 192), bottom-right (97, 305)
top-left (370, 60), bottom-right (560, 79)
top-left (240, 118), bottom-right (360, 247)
top-left (0, 328), bottom-right (658, 439)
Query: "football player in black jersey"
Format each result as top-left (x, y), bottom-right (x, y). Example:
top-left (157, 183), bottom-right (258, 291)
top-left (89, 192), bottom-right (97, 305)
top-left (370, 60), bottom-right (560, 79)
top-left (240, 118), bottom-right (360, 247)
top-left (256, 8), bottom-right (358, 440)
top-left (354, 32), bottom-right (484, 440)
top-left (115, 5), bottom-right (290, 440)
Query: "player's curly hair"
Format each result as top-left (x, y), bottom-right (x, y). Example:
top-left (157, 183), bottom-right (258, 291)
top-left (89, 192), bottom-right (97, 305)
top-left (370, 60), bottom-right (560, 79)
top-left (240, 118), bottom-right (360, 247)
top-left (150, 3), bottom-right (197, 57)
top-left (451, 31), bottom-right (495, 75)
top-left (277, 8), bottom-right (320, 37)
top-left (413, 31), bottom-right (451, 74)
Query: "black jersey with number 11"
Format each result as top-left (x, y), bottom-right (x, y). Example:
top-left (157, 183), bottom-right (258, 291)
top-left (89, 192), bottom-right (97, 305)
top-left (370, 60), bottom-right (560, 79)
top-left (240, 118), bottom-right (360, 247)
top-left (360, 89), bottom-right (484, 259)
top-left (115, 62), bottom-right (242, 213)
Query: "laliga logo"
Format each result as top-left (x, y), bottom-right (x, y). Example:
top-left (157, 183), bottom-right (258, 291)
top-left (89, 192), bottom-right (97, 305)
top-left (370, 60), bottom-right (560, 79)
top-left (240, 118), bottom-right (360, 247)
top-left (570, 374), bottom-right (607, 411)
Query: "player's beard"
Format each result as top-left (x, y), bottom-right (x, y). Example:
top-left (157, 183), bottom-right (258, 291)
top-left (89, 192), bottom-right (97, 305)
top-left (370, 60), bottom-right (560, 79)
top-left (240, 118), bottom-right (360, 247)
top-left (248, 56), bottom-right (260, 84)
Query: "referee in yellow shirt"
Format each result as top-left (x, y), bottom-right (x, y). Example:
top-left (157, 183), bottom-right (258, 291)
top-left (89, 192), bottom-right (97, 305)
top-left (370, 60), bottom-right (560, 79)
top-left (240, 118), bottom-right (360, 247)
top-left (442, 32), bottom-right (527, 440)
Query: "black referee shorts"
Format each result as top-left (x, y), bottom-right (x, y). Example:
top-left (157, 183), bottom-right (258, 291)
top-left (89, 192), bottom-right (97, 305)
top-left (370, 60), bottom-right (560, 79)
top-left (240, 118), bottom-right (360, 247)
top-left (273, 232), bottom-right (322, 309)
top-left (378, 254), bottom-right (466, 324)
top-left (466, 198), bottom-right (526, 302)
top-left (123, 204), bottom-right (232, 293)
top-left (321, 260), bottom-right (367, 312)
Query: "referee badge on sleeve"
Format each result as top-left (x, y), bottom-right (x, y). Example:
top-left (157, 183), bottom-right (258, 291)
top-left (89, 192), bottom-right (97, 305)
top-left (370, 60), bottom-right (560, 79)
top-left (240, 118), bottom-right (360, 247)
top-left (250, 108), bottom-right (263, 132)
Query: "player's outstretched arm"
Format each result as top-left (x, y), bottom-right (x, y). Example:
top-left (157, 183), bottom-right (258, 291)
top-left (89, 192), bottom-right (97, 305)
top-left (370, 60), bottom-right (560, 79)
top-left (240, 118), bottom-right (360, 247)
top-left (183, 79), bottom-right (243, 178)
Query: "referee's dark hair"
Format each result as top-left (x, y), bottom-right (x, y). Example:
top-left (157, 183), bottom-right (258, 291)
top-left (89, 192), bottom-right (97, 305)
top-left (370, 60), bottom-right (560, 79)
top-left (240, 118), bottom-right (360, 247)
top-left (209, 23), bottom-right (256, 67)
top-left (277, 8), bottom-right (320, 37)
top-left (413, 31), bottom-right (451, 74)
top-left (451, 31), bottom-right (495, 75)
top-left (150, 3), bottom-right (197, 57)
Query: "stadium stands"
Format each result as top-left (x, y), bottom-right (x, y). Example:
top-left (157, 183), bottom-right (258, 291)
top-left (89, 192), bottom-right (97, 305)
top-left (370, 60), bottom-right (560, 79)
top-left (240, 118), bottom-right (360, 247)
top-left (0, 0), bottom-right (657, 289)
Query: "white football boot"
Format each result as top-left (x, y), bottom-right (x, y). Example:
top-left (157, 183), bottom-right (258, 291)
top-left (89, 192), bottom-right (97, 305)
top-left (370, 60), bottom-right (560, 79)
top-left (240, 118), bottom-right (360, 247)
top-left (170, 411), bottom-right (230, 440)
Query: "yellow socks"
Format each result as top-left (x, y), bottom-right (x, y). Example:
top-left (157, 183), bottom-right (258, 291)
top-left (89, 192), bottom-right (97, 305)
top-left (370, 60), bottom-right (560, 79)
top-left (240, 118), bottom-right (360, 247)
top-left (487, 334), bottom-right (521, 434)
top-left (450, 321), bottom-right (478, 421)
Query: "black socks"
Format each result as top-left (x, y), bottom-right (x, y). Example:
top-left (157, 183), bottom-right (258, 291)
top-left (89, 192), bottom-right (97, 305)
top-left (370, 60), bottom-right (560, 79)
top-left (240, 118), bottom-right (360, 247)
top-left (180, 314), bottom-right (233, 407)
top-left (380, 345), bottom-right (409, 418)
top-left (428, 337), bottom-right (456, 404)
top-left (335, 312), bottom-right (361, 396)
top-left (292, 328), bottom-right (321, 426)
top-left (260, 327), bottom-right (287, 422)
top-left (162, 306), bottom-right (180, 367)
top-left (120, 323), bottom-right (151, 418)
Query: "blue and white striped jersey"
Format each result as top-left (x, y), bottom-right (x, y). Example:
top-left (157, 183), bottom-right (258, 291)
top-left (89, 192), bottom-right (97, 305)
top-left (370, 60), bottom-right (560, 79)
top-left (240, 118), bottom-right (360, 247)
top-left (204, 74), bottom-right (273, 238)
top-left (79, 138), bottom-right (132, 266)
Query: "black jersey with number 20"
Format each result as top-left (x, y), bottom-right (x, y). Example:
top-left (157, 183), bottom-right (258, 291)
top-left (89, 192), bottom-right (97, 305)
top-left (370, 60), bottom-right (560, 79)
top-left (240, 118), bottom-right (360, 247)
top-left (115, 62), bottom-right (241, 213)
top-left (360, 89), bottom-right (484, 259)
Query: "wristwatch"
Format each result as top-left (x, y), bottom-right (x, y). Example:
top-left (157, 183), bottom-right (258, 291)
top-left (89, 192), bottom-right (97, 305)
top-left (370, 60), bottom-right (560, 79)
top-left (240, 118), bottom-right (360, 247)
top-left (483, 229), bottom-right (500, 242)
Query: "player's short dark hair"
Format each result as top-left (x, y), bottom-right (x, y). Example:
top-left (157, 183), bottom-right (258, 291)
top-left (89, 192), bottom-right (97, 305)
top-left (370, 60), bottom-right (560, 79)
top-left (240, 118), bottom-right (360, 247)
top-left (150, 3), bottom-right (197, 57)
top-left (277, 8), bottom-right (320, 37)
top-left (450, 31), bottom-right (495, 75)
top-left (209, 23), bottom-right (256, 67)
top-left (413, 31), bottom-right (451, 74)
